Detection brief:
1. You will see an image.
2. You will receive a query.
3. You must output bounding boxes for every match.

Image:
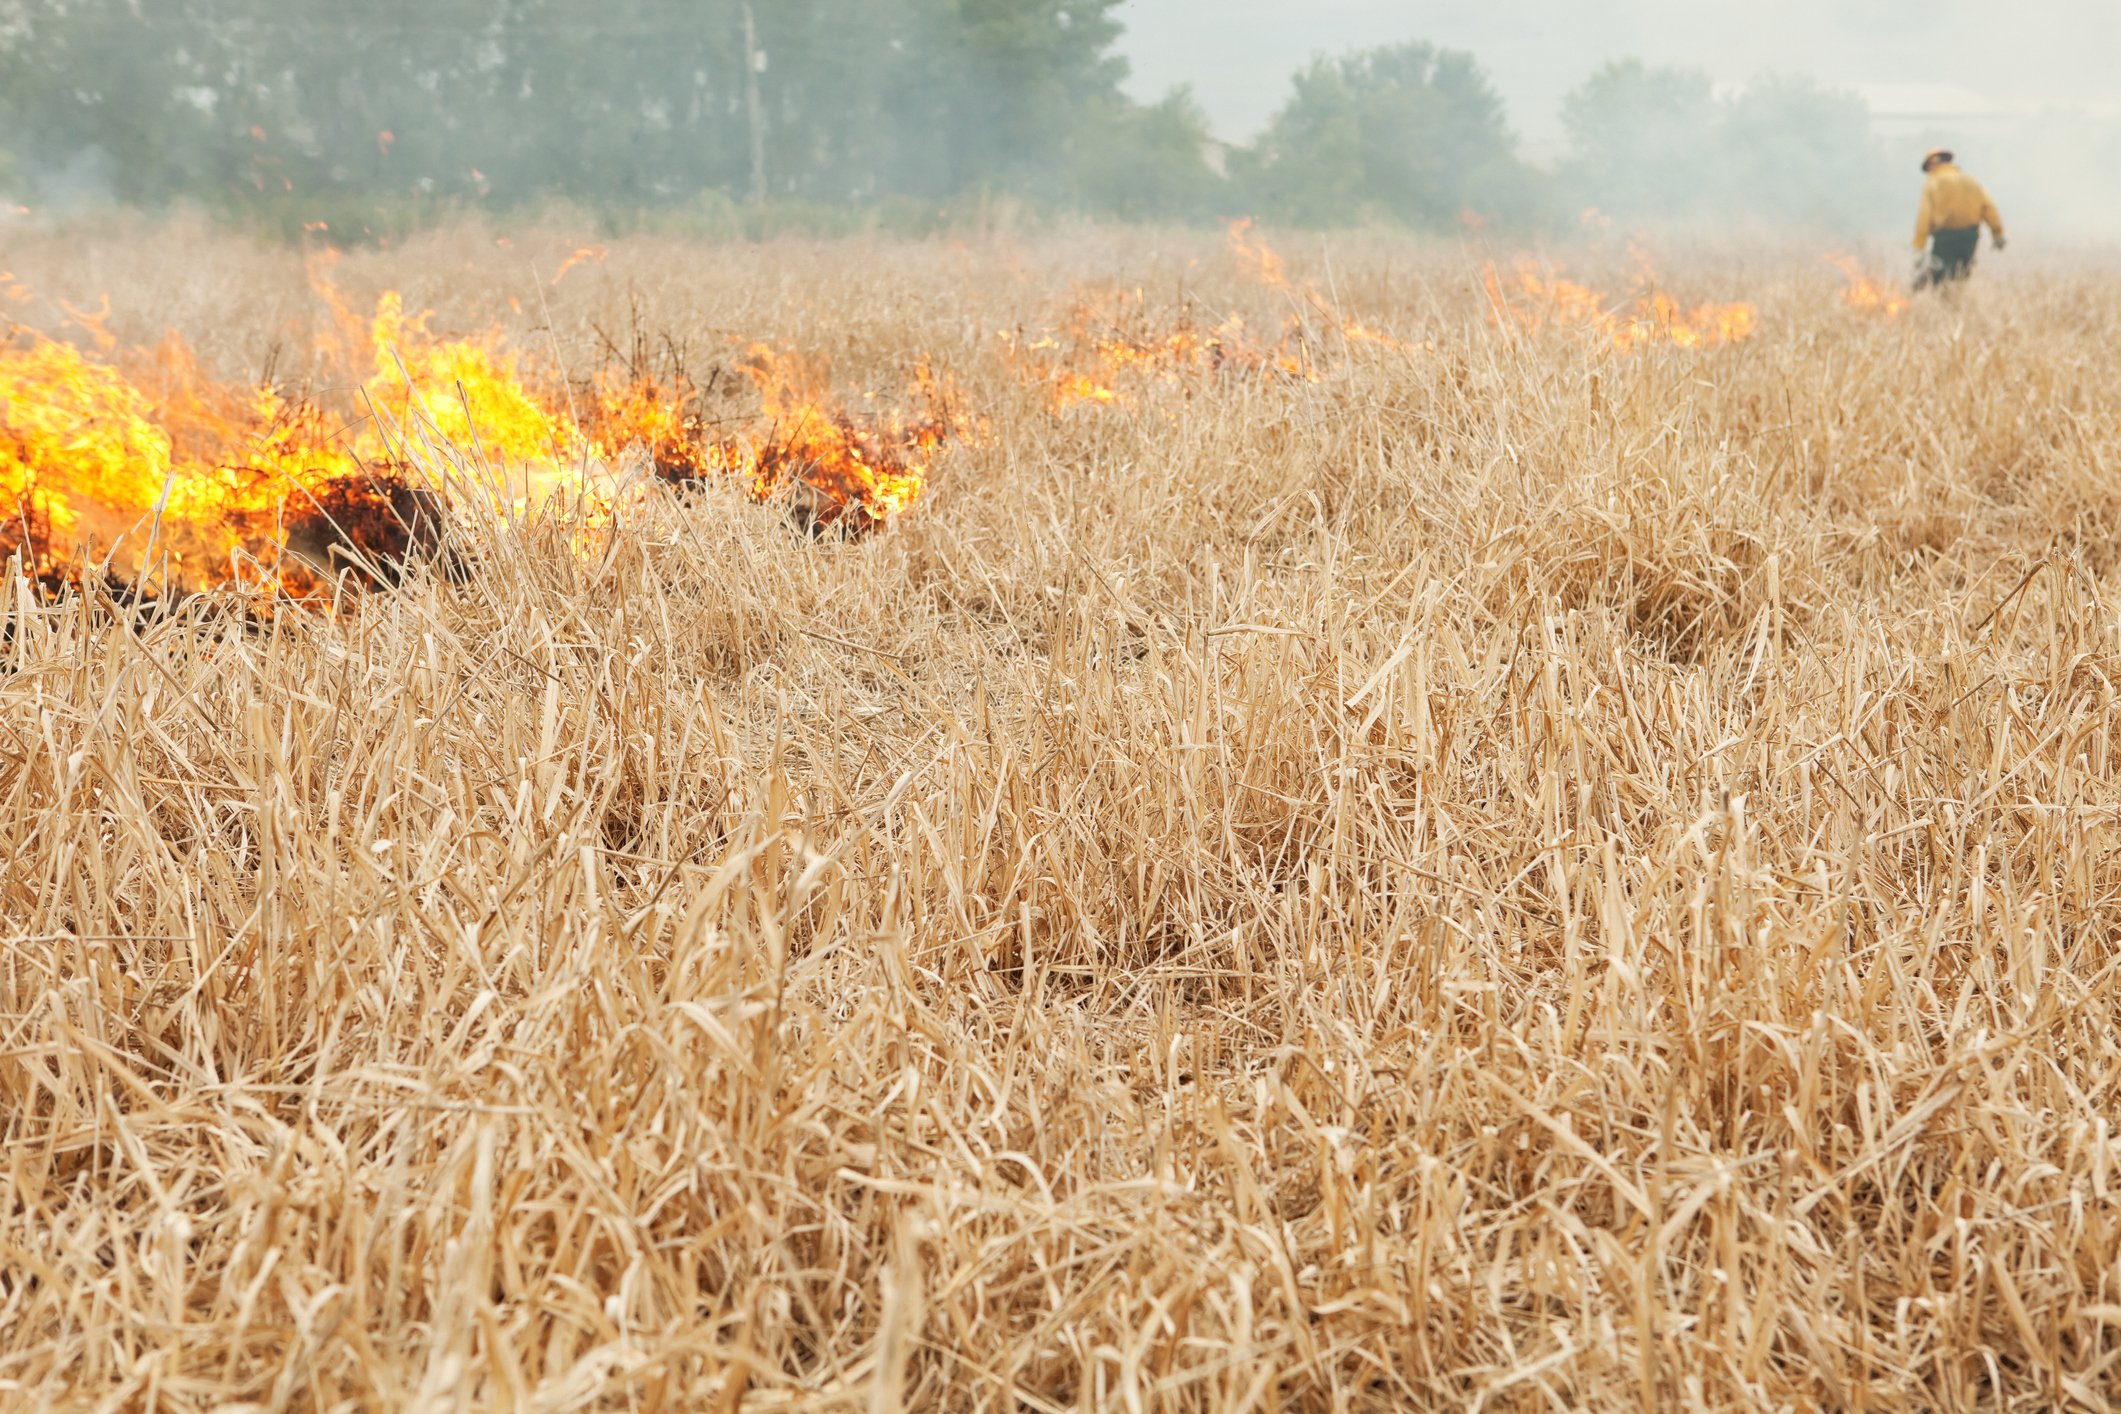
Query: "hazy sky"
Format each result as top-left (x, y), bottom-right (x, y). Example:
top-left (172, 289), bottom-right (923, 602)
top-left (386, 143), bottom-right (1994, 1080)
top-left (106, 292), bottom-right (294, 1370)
top-left (1113, 1), bottom-right (2121, 148)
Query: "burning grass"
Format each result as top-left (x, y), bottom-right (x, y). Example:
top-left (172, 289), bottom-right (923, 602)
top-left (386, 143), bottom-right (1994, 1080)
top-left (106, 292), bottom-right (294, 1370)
top-left (3, 222), bottom-right (2119, 1410)
top-left (1482, 254), bottom-right (1758, 350)
top-left (2, 254), bottom-right (964, 594)
top-left (1828, 251), bottom-right (1914, 319)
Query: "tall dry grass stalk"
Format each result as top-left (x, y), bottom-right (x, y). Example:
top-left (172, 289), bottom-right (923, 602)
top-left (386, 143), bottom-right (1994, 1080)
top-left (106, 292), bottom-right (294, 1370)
top-left (5, 224), bottom-right (2121, 1409)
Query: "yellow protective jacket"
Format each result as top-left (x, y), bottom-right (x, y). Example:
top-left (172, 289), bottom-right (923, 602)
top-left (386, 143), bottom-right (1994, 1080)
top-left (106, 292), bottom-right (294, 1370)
top-left (1914, 163), bottom-right (2005, 249)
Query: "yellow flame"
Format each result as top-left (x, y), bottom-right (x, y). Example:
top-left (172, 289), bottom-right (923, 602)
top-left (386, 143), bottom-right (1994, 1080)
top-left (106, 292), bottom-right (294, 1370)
top-left (4, 265), bottom-right (955, 590)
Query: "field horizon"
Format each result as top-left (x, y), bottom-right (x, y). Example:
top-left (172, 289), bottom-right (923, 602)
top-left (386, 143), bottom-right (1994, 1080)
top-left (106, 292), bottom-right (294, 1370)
top-left (5, 222), bottom-right (2120, 1409)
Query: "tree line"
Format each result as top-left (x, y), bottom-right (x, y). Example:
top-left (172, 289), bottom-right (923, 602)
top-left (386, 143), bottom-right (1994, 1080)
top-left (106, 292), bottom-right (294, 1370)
top-left (0, 1), bottom-right (1896, 238)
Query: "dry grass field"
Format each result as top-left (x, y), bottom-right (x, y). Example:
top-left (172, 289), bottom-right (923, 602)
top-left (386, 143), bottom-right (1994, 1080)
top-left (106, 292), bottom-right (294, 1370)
top-left (5, 219), bottom-right (2121, 1410)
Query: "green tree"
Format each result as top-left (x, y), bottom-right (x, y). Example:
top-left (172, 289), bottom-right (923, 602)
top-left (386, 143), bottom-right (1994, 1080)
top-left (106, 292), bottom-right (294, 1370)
top-left (1063, 88), bottom-right (1225, 222)
top-left (879, 0), bottom-right (1130, 198)
top-left (0, 0), bottom-right (1170, 227)
top-left (1234, 42), bottom-right (1538, 229)
top-left (0, 0), bottom-right (229, 204)
top-left (1560, 60), bottom-right (1720, 220)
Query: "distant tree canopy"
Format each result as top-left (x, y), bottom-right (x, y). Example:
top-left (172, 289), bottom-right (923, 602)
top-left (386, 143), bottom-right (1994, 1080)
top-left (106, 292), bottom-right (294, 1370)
top-left (0, 0), bottom-right (1210, 230)
top-left (1234, 43), bottom-right (1538, 229)
top-left (1561, 61), bottom-right (1895, 230)
top-left (1561, 61), bottom-right (1721, 220)
top-left (1064, 90), bottom-right (1226, 223)
top-left (0, 4), bottom-right (1909, 239)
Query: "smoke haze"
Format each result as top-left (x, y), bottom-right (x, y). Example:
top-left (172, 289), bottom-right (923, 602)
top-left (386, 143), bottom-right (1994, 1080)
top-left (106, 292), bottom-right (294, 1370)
top-left (1118, 0), bottom-right (2121, 241)
top-left (1, 0), bottom-right (2113, 244)
top-left (1117, 0), bottom-right (2120, 143)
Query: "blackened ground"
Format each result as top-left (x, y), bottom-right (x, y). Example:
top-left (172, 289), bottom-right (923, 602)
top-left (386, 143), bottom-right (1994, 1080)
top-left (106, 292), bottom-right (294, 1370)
top-left (283, 470), bottom-right (463, 587)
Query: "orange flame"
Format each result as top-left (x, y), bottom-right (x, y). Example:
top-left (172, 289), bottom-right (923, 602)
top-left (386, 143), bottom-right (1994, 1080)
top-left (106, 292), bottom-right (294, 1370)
top-left (1226, 219), bottom-right (1407, 352)
top-left (1825, 254), bottom-right (1909, 319)
top-left (58, 296), bottom-right (118, 352)
top-left (1002, 217), bottom-right (1415, 415)
top-left (0, 325), bottom-right (358, 594)
top-left (1482, 255), bottom-right (1756, 352)
top-left (1001, 290), bottom-right (1316, 414)
top-left (4, 272), bottom-right (956, 593)
top-left (1224, 218), bottom-right (1292, 291)
top-left (551, 246), bottom-right (609, 286)
top-left (583, 348), bottom-right (965, 529)
top-left (721, 347), bottom-right (945, 525)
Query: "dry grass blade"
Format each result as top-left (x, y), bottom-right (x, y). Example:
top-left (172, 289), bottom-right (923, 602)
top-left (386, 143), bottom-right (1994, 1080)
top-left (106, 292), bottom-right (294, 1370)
top-left (4, 223), bottom-right (2120, 1410)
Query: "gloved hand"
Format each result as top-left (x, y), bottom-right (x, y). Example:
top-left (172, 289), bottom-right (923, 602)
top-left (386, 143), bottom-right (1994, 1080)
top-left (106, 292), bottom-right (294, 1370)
top-left (1993, 237), bottom-right (2007, 252)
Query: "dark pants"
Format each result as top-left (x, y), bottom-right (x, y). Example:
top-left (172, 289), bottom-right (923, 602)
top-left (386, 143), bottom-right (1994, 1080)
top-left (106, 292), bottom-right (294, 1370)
top-left (1917, 226), bottom-right (1981, 289)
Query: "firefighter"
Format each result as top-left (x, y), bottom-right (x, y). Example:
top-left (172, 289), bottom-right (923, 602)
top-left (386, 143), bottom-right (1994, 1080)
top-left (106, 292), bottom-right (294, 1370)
top-left (1912, 148), bottom-right (2005, 290)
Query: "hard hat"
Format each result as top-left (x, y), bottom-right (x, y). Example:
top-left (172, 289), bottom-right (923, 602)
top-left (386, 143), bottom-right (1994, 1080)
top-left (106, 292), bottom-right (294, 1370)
top-left (1922, 148), bottom-right (1953, 170)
